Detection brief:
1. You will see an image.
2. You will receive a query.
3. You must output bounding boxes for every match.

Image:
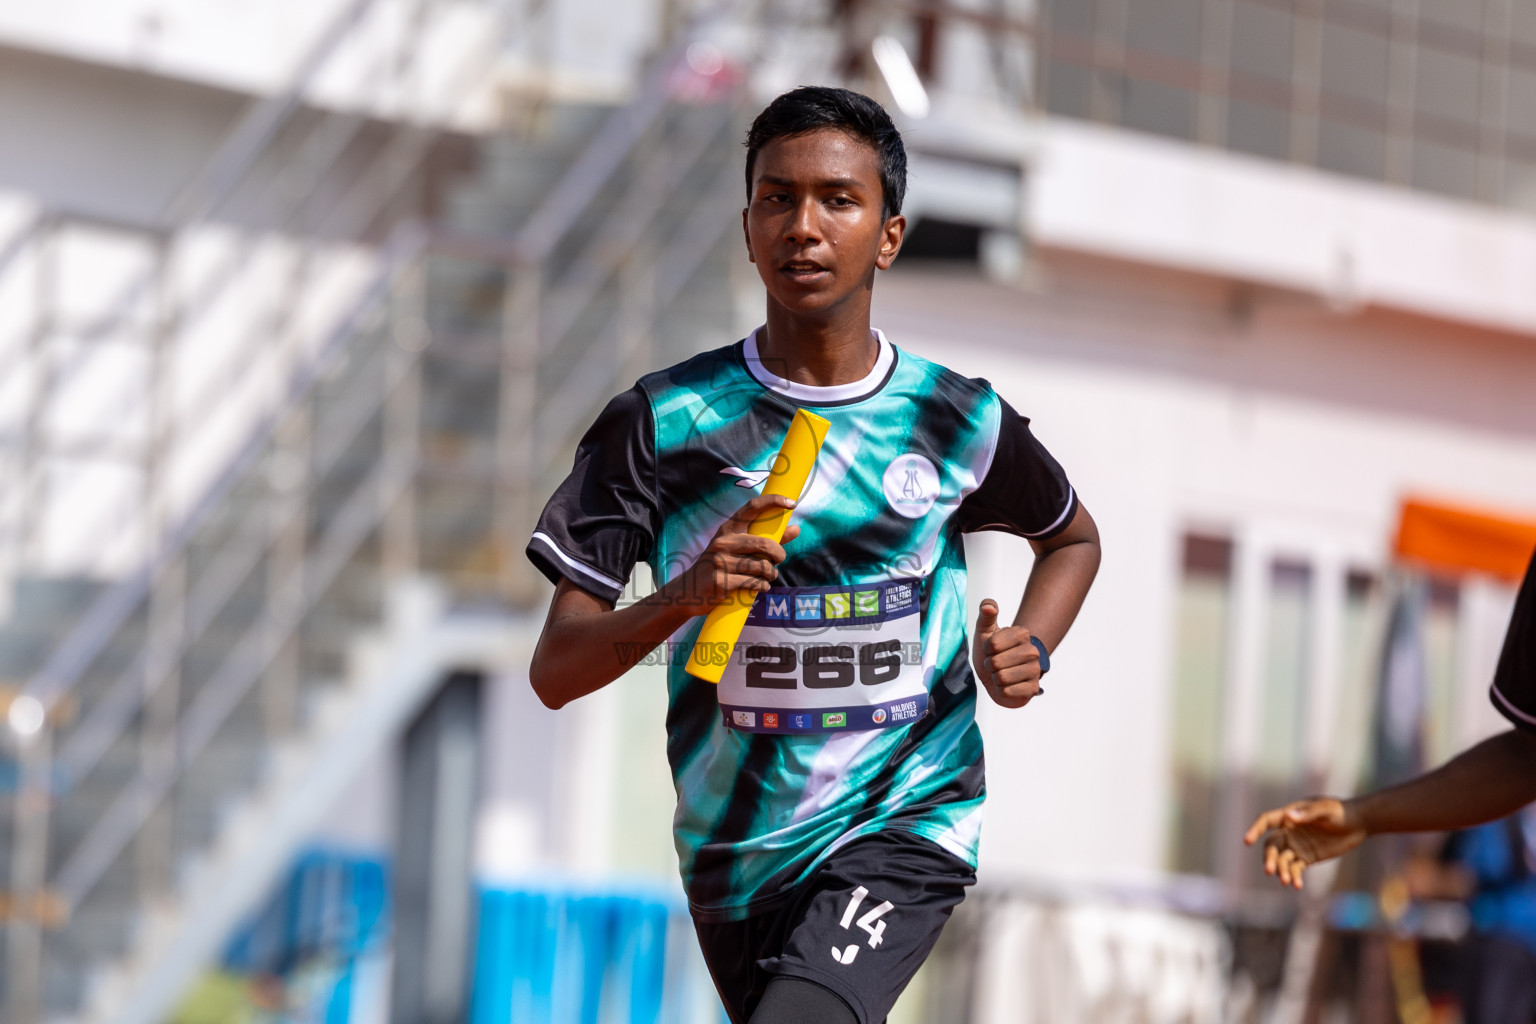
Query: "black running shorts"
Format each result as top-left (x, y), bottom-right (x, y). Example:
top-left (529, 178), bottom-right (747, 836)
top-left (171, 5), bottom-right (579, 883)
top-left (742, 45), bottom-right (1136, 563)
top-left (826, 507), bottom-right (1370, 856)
top-left (692, 829), bottom-right (976, 1024)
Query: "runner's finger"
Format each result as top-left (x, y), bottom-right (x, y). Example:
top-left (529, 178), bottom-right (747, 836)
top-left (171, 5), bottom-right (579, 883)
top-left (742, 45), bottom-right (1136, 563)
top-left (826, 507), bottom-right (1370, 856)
top-left (724, 494), bottom-right (795, 532)
top-left (986, 644), bottom-right (1040, 670)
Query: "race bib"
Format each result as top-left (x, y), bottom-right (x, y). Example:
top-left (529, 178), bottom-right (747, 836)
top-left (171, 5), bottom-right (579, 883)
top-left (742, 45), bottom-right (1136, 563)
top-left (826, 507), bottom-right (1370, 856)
top-left (717, 577), bottom-right (928, 734)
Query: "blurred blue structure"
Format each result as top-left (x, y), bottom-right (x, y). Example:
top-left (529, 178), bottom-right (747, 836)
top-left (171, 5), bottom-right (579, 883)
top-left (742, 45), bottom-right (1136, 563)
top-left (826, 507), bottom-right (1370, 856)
top-left (218, 852), bottom-right (725, 1024)
top-left (472, 885), bottom-right (726, 1024)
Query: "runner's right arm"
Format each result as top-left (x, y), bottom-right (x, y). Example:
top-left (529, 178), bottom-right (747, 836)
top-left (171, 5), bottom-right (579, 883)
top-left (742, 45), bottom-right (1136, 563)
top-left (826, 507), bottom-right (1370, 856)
top-left (529, 494), bottom-right (800, 709)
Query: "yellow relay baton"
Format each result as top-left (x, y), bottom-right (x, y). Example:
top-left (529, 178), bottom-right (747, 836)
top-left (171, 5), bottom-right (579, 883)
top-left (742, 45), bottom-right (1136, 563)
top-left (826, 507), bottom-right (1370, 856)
top-left (685, 407), bottom-right (830, 683)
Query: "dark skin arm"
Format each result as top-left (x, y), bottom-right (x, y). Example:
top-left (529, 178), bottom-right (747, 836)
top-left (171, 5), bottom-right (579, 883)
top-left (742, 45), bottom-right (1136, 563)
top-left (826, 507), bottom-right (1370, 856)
top-left (1244, 728), bottom-right (1536, 889)
top-left (971, 502), bottom-right (1102, 709)
top-left (529, 494), bottom-right (800, 709)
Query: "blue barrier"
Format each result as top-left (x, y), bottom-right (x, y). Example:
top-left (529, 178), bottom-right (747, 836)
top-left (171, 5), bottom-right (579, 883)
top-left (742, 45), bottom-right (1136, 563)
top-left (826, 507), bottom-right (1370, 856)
top-left (217, 854), bottom-right (725, 1023)
top-left (471, 887), bottom-right (680, 1024)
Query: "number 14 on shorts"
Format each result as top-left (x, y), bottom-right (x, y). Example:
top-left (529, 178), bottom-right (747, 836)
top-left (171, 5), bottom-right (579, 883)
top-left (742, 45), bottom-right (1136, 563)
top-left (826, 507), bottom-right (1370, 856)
top-left (830, 886), bottom-right (894, 965)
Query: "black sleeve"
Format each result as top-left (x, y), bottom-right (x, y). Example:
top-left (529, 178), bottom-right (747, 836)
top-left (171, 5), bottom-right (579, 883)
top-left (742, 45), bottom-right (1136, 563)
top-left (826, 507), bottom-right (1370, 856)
top-left (956, 393), bottom-right (1078, 539)
top-left (1491, 551), bottom-right (1536, 734)
top-left (525, 387), bottom-right (658, 603)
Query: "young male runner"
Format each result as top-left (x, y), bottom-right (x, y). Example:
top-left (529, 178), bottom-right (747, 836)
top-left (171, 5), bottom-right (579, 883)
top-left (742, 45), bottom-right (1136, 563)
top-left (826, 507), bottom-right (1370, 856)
top-left (526, 87), bottom-right (1101, 1024)
top-left (1246, 548), bottom-right (1536, 889)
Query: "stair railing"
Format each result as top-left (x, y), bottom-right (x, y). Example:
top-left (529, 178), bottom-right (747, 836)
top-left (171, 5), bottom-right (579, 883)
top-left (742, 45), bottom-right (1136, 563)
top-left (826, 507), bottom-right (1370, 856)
top-left (0, 0), bottom-right (512, 607)
top-left (4, 3), bottom-right (772, 1020)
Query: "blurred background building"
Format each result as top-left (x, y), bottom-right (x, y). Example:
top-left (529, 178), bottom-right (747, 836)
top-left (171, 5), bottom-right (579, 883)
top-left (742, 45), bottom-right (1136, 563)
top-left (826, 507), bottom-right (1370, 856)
top-left (0, 0), bottom-right (1534, 1022)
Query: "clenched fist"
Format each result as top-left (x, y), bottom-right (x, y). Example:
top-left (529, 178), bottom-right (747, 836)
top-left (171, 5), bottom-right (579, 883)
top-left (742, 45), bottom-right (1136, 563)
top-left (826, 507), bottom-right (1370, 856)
top-left (972, 599), bottom-right (1043, 709)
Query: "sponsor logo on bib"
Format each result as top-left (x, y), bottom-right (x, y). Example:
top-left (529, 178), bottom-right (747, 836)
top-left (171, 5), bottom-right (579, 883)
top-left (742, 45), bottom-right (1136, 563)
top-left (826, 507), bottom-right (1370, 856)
top-left (718, 577), bottom-right (929, 734)
top-left (882, 454), bottom-right (939, 519)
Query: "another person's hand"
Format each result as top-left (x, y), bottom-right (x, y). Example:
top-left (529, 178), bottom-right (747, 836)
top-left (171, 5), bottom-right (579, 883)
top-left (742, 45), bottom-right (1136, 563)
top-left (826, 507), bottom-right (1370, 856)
top-left (661, 494), bottom-right (801, 614)
top-left (1244, 797), bottom-right (1368, 889)
top-left (972, 599), bottom-right (1042, 709)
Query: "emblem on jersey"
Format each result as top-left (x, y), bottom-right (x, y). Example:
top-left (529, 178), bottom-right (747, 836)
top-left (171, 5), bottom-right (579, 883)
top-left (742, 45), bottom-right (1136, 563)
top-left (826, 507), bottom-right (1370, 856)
top-left (881, 454), bottom-right (939, 518)
top-left (854, 590), bottom-right (880, 616)
top-left (766, 595), bottom-right (791, 619)
top-left (825, 592), bottom-right (850, 618)
top-left (732, 710), bottom-right (756, 728)
top-left (795, 595), bottom-right (822, 620)
top-left (763, 713), bottom-right (779, 729)
top-left (871, 708), bottom-right (888, 724)
top-left (719, 465), bottom-right (770, 488)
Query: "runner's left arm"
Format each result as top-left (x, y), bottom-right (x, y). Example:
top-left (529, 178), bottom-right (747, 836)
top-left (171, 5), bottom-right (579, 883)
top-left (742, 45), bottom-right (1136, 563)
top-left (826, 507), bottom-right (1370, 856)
top-left (958, 393), bottom-right (1100, 709)
top-left (972, 503), bottom-right (1100, 709)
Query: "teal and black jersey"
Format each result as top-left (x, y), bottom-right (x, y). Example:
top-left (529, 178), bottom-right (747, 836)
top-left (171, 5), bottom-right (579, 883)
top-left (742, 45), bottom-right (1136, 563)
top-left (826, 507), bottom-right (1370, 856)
top-left (528, 329), bottom-right (1077, 921)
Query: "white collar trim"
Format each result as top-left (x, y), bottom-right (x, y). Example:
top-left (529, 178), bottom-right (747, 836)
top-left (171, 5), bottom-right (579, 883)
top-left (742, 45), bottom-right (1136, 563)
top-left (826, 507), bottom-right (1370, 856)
top-left (742, 327), bottom-right (894, 404)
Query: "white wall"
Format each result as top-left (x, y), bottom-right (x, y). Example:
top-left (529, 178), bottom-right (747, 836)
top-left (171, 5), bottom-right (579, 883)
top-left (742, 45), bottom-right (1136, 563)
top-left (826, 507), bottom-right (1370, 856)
top-left (1029, 117), bottom-right (1536, 340)
top-left (877, 257), bottom-right (1536, 886)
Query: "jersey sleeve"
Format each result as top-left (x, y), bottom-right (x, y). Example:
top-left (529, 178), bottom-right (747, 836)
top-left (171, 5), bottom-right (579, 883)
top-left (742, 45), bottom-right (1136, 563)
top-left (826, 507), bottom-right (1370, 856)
top-left (956, 393), bottom-right (1078, 540)
top-left (1491, 550), bottom-right (1536, 734)
top-left (526, 386), bottom-right (658, 603)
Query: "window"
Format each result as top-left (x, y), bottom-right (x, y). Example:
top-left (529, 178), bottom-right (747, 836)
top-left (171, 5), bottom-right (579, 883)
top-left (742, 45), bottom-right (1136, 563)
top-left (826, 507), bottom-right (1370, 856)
top-left (1122, 78), bottom-right (1200, 140)
top-left (1412, 137), bottom-right (1482, 200)
top-left (1127, 0), bottom-right (1203, 63)
top-left (1231, 1), bottom-right (1294, 85)
top-left (1167, 534), bottom-right (1234, 876)
top-left (1318, 119), bottom-right (1388, 180)
top-left (1424, 578), bottom-right (1461, 767)
top-left (1416, 48), bottom-right (1483, 128)
top-left (1228, 99), bottom-right (1293, 160)
top-left (1253, 561), bottom-right (1313, 825)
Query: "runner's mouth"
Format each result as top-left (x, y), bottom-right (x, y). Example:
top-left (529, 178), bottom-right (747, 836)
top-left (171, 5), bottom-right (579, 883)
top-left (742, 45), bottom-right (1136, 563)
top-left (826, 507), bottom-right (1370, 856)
top-left (780, 260), bottom-right (830, 281)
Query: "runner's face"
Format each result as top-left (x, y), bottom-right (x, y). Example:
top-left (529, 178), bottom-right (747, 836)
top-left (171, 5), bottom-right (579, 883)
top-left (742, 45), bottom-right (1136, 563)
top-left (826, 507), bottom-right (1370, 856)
top-left (744, 129), bottom-right (904, 319)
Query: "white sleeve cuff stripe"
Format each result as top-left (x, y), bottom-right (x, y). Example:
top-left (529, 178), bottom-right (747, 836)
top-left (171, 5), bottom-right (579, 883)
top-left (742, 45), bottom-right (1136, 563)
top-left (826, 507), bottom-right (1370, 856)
top-left (1021, 486), bottom-right (1076, 539)
top-left (1492, 681), bottom-right (1536, 728)
top-left (530, 532), bottom-right (625, 592)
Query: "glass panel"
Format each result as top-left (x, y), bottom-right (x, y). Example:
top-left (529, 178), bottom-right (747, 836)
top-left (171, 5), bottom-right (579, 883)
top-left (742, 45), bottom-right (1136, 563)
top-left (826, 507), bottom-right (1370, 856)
top-left (1045, 0), bottom-right (1098, 39)
top-left (1231, 0), bottom-right (1295, 84)
top-left (1256, 561), bottom-right (1312, 793)
top-left (1416, 47), bottom-right (1483, 127)
top-left (1504, 160), bottom-right (1536, 215)
top-left (1515, 4), bottom-right (1536, 46)
top-left (1339, 571), bottom-right (1381, 792)
top-left (1127, 0), bottom-right (1203, 62)
top-left (1320, 23), bottom-right (1391, 106)
top-left (1317, 118), bottom-right (1387, 179)
top-left (1045, 57), bottom-right (1096, 119)
top-left (1167, 535), bottom-right (1234, 877)
top-left (1424, 579), bottom-right (1461, 766)
top-left (1122, 77), bottom-right (1199, 140)
top-left (1412, 137), bottom-right (1482, 199)
top-left (1228, 99), bottom-right (1293, 160)
top-left (1508, 67), bottom-right (1536, 138)
top-left (1418, 0), bottom-right (1485, 35)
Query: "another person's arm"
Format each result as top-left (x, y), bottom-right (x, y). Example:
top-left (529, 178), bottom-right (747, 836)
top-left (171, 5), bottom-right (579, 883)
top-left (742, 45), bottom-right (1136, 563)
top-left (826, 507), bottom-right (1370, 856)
top-left (1244, 729), bottom-right (1536, 888)
top-left (1248, 549), bottom-right (1536, 888)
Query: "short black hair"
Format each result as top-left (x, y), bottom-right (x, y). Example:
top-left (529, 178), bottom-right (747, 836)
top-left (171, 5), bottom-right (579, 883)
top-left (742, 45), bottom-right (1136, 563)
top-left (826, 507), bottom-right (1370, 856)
top-left (744, 86), bottom-right (907, 219)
